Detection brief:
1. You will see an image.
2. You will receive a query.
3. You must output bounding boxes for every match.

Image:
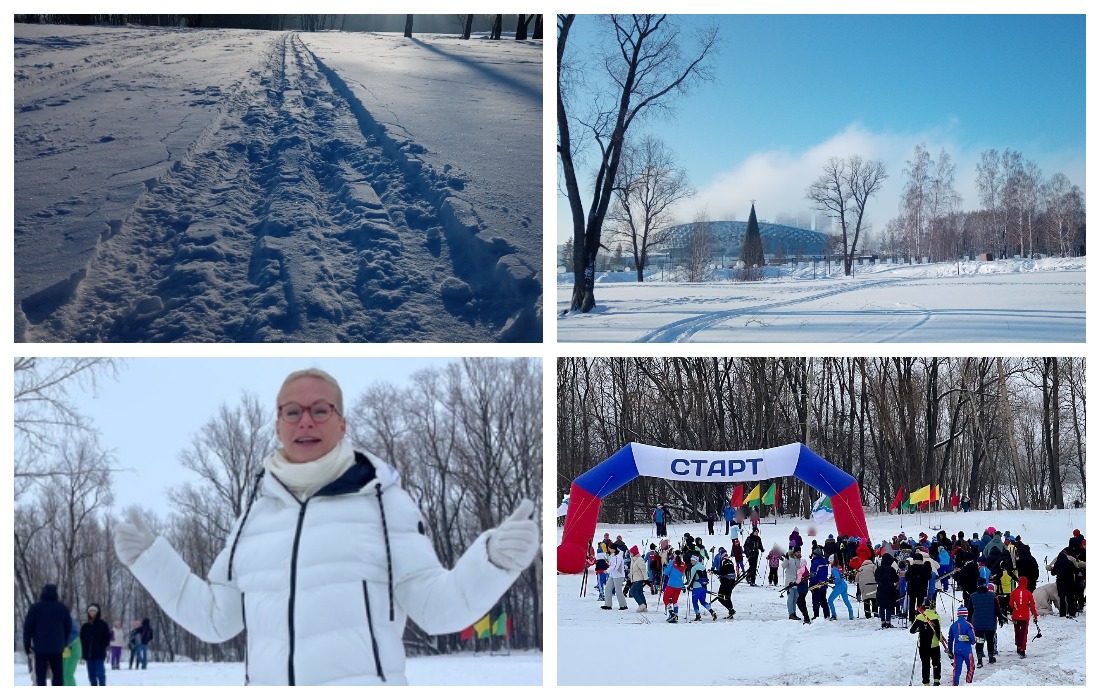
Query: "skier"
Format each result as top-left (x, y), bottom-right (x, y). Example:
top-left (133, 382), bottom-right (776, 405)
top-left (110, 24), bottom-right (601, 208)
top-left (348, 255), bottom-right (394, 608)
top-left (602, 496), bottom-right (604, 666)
top-left (1008, 576), bottom-right (1038, 658)
top-left (744, 527), bottom-right (764, 586)
top-left (628, 545), bottom-right (649, 612)
top-left (909, 600), bottom-right (943, 686)
top-left (810, 547), bottom-right (829, 619)
top-left (663, 552), bottom-right (687, 623)
top-left (647, 543), bottom-right (663, 595)
top-left (947, 606), bottom-right (977, 685)
top-left (969, 579), bottom-right (1002, 667)
top-left (714, 551), bottom-right (739, 619)
top-left (731, 538), bottom-right (745, 576)
top-left (653, 504), bottom-right (667, 537)
top-left (723, 503), bottom-right (735, 535)
top-left (794, 551), bottom-right (812, 624)
top-left (766, 545), bottom-right (783, 586)
top-left (905, 552), bottom-right (933, 622)
top-left (827, 555), bottom-right (854, 620)
top-left (783, 547), bottom-right (802, 619)
top-left (686, 554), bottom-right (718, 621)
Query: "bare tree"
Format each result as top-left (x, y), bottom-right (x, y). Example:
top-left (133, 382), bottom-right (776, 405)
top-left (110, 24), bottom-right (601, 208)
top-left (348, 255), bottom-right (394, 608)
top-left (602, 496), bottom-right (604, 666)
top-left (806, 156), bottom-right (887, 275)
top-left (606, 135), bottom-right (694, 281)
top-left (558, 14), bottom-right (719, 312)
top-left (404, 15), bottom-right (413, 38)
top-left (461, 14), bottom-right (473, 40)
top-left (685, 213), bottom-right (713, 283)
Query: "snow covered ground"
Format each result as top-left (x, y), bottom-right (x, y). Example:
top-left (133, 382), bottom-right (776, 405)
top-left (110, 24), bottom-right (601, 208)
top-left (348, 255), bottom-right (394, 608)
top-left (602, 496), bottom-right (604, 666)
top-left (557, 508), bottom-right (1086, 685)
top-left (14, 24), bottom-right (542, 342)
top-left (12, 649), bottom-right (542, 686)
top-left (557, 257), bottom-right (1085, 343)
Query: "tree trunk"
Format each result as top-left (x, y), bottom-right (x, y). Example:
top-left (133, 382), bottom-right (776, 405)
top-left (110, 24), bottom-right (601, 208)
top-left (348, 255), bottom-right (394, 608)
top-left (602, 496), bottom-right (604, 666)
top-left (461, 14), bottom-right (473, 40)
top-left (404, 15), bottom-right (413, 38)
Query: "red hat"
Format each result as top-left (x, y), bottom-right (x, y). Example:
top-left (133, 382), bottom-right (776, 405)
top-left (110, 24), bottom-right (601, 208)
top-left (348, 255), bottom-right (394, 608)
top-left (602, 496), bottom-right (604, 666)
top-left (603, 533), bottom-right (610, 539)
top-left (629, 545), bottom-right (640, 556)
top-left (1073, 529), bottom-right (1082, 537)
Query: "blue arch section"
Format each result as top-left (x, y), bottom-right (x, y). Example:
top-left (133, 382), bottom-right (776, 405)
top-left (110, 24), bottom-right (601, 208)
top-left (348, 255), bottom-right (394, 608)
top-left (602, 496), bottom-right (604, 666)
top-left (574, 444), bottom-right (637, 498)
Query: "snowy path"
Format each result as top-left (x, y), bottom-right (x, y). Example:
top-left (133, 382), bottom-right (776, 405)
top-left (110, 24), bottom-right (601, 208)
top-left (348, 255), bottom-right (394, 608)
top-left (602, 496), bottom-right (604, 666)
top-left (558, 260), bottom-right (1085, 343)
top-left (15, 26), bottom-right (541, 342)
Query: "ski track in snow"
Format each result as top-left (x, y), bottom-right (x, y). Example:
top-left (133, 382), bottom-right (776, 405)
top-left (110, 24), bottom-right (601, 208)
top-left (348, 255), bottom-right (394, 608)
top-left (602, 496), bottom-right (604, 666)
top-left (17, 31), bottom-right (536, 342)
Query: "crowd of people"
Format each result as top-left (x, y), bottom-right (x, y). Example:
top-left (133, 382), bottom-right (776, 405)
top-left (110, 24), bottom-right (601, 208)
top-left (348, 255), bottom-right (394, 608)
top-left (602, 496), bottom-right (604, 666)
top-left (22, 583), bottom-right (154, 686)
top-left (586, 514), bottom-right (1085, 686)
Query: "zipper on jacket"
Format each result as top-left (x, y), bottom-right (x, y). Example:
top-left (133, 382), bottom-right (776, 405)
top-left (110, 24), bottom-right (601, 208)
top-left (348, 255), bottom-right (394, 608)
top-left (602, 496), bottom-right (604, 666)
top-left (361, 581), bottom-right (387, 683)
top-left (286, 499), bottom-right (309, 686)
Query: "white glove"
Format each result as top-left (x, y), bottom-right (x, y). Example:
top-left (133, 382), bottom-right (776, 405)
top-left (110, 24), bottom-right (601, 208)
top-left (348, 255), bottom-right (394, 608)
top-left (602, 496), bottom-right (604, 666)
top-left (486, 499), bottom-right (540, 571)
top-left (114, 509), bottom-right (156, 567)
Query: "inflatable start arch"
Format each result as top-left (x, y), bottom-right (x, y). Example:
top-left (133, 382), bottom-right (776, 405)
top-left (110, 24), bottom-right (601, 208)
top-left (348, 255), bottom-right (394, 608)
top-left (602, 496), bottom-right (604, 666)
top-left (558, 442), bottom-right (870, 573)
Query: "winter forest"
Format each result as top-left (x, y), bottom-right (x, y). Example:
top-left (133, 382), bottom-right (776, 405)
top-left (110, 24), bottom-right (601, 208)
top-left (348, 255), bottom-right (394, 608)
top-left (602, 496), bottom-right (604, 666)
top-left (13, 357), bottom-right (543, 663)
top-left (557, 357), bottom-right (1085, 524)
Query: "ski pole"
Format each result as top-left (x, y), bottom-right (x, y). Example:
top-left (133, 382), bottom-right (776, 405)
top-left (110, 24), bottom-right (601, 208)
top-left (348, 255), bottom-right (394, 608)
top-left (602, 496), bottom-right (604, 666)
top-left (908, 644), bottom-right (919, 686)
top-left (1033, 619), bottom-right (1043, 640)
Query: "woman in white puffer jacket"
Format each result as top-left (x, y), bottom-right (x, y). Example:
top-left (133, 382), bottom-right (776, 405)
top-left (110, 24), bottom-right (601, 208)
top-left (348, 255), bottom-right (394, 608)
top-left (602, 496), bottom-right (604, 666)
top-left (114, 368), bottom-right (539, 685)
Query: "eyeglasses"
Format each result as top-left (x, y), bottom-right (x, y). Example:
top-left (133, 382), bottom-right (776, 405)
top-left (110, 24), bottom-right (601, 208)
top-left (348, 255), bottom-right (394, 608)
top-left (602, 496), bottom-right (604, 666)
top-left (278, 401), bottom-right (341, 424)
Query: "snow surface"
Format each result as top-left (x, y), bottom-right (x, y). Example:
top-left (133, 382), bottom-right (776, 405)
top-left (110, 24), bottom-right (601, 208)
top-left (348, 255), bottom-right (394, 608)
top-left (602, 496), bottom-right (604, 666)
top-left (14, 24), bottom-right (542, 342)
top-left (11, 649), bottom-right (541, 686)
top-left (557, 257), bottom-right (1085, 343)
top-left (557, 508), bottom-right (1086, 685)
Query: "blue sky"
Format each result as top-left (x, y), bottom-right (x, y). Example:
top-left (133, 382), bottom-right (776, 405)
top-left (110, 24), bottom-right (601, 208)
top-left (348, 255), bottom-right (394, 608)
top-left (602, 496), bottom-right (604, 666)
top-left (558, 14), bottom-right (1085, 243)
top-left (64, 357), bottom-right (462, 513)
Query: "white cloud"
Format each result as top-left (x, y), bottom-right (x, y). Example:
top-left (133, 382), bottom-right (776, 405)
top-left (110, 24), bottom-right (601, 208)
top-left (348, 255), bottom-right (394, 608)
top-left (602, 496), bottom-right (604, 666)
top-left (671, 122), bottom-right (1086, 241)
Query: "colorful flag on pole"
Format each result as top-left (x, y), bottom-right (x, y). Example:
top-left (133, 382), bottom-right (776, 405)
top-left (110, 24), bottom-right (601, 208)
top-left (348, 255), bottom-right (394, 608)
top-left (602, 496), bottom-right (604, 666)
top-left (460, 625), bottom-right (475, 641)
top-left (730, 484), bottom-right (744, 508)
top-left (811, 495), bottom-right (834, 524)
top-left (775, 482), bottom-right (781, 512)
top-left (491, 612), bottom-right (511, 637)
top-left (473, 614), bottom-right (491, 639)
top-left (910, 485), bottom-right (931, 504)
top-left (744, 483), bottom-right (762, 506)
top-left (889, 486), bottom-right (905, 511)
top-left (901, 495), bottom-right (911, 511)
top-left (762, 483), bottom-right (776, 506)
top-left (930, 485), bottom-right (940, 502)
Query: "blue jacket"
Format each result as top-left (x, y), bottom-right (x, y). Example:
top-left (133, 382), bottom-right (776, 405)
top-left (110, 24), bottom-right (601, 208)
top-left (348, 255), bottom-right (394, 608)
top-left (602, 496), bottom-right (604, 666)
top-left (968, 589), bottom-right (1000, 631)
top-left (810, 555), bottom-right (829, 585)
top-left (830, 565), bottom-right (848, 590)
top-left (948, 618), bottom-right (977, 655)
top-left (687, 562), bottom-right (709, 589)
top-left (653, 508), bottom-right (665, 524)
top-left (664, 561), bottom-right (685, 589)
top-left (22, 584), bottom-right (73, 655)
top-left (723, 505), bottom-right (735, 522)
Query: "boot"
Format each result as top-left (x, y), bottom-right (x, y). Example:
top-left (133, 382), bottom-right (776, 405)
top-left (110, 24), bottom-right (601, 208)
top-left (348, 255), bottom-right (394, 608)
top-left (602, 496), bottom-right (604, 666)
top-left (667, 613), bottom-right (678, 624)
top-left (989, 655), bottom-right (996, 664)
top-left (789, 614), bottom-right (800, 620)
top-left (637, 604), bottom-right (647, 612)
top-left (933, 681), bottom-right (941, 686)
top-left (1020, 650), bottom-right (1026, 658)
top-left (694, 613), bottom-right (702, 622)
top-left (710, 608), bottom-right (718, 621)
top-left (803, 617), bottom-right (812, 624)
top-left (977, 660), bottom-right (984, 668)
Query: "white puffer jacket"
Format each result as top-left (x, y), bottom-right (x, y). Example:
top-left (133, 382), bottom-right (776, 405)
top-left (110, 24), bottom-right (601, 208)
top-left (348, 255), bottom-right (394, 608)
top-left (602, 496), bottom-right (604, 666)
top-left (128, 451), bottom-right (522, 685)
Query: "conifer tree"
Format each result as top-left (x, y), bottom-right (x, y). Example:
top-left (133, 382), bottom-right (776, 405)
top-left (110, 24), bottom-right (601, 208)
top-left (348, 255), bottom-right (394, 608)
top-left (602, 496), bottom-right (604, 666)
top-left (740, 202), bottom-right (765, 271)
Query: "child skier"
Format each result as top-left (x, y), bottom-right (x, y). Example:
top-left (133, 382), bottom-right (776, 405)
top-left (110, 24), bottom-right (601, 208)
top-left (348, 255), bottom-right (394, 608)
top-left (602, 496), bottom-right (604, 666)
top-left (714, 551), bottom-right (739, 619)
top-left (947, 606), bottom-right (977, 685)
top-left (730, 538), bottom-right (745, 576)
top-left (1008, 575), bottom-right (1038, 658)
top-left (766, 545), bottom-right (783, 586)
top-left (663, 553), bottom-right (687, 623)
top-left (686, 554), bottom-right (718, 622)
top-left (909, 601), bottom-right (943, 686)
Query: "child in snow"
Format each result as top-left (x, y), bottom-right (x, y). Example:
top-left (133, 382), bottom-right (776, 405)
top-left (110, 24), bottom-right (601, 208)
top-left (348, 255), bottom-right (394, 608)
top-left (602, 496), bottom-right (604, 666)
top-left (767, 545), bottom-right (783, 586)
top-left (714, 552), bottom-right (738, 619)
top-left (1008, 576), bottom-right (1038, 658)
top-left (663, 553), bottom-right (687, 623)
top-left (947, 606), bottom-right (977, 685)
top-left (731, 538), bottom-right (745, 576)
top-left (686, 554), bottom-right (718, 622)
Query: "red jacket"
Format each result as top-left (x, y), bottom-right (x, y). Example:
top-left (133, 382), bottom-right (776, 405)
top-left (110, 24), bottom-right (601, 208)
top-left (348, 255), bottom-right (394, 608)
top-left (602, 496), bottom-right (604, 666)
top-left (1009, 576), bottom-right (1038, 621)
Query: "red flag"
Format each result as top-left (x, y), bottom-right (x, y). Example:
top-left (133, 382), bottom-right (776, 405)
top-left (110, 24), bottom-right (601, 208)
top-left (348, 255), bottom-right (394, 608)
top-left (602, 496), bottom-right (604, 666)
top-left (730, 484), bottom-right (744, 508)
top-left (775, 482), bottom-right (781, 512)
top-left (889, 486), bottom-right (904, 511)
top-left (459, 625), bottom-right (474, 641)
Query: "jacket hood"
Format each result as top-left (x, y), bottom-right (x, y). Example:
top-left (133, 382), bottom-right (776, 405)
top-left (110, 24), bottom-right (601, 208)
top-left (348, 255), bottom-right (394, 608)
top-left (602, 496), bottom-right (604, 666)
top-left (39, 583), bottom-right (59, 602)
top-left (1018, 576), bottom-right (1029, 588)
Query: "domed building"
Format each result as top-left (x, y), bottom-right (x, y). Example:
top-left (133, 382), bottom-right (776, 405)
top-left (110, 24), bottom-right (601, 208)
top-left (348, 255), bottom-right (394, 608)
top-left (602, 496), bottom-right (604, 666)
top-left (660, 220), bottom-right (828, 265)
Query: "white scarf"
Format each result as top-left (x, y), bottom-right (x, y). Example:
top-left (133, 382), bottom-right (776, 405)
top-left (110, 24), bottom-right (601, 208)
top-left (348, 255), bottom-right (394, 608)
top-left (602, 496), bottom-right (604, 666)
top-left (267, 439), bottom-right (356, 501)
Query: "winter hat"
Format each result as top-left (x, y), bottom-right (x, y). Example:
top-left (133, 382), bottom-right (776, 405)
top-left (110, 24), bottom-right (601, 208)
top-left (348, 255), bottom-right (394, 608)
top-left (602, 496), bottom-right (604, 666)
top-left (987, 583), bottom-right (996, 592)
top-left (691, 554), bottom-right (700, 562)
top-left (1073, 529), bottom-right (1082, 537)
top-left (978, 577), bottom-right (987, 587)
top-left (957, 606), bottom-right (969, 617)
top-left (629, 545), bottom-right (640, 556)
top-left (603, 533), bottom-right (610, 539)
top-left (987, 526), bottom-right (996, 535)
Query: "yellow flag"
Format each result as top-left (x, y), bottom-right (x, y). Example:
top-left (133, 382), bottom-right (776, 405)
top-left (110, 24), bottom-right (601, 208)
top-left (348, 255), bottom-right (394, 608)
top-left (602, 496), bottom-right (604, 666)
top-left (910, 485), bottom-right (931, 504)
top-left (744, 483), bottom-right (762, 505)
top-left (473, 614), bottom-right (491, 639)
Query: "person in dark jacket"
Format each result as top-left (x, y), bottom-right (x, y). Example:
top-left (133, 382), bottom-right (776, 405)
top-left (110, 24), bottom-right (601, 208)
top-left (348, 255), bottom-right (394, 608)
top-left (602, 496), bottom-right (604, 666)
top-left (22, 583), bottom-right (72, 686)
top-left (969, 579), bottom-right (1002, 667)
top-left (1048, 543), bottom-right (1083, 618)
top-left (714, 552), bottom-right (738, 618)
top-left (744, 528), bottom-right (764, 586)
top-left (909, 601), bottom-right (944, 686)
top-left (905, 552), bottom-right (933, 622)
top-left (954, 557), bottom-right (980, 611)
top-left (80, 603), bottom-right (111, 685)
top-left (136, 617), bottom-right (154, 669)
top-left (875, 553), bottom-right (900, 628)
top-left (810, 549), bottom-right (829, 619)
top-left (1014, 540), bottom-right (1040, 592)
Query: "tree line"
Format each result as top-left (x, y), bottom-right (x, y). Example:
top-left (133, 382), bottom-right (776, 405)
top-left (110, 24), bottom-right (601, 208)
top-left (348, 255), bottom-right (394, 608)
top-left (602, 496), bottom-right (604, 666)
top-left (14, 357), bottom-right (542, 660)
top-left (14, 14), bottom-right (543, 39)
top-left (557, 357), bottom-right (1084, 527)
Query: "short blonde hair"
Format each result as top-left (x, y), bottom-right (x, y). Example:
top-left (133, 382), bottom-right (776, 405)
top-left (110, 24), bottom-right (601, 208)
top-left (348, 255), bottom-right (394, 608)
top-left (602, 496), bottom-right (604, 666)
top-left (278, 368), bottom-right (344, 414)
